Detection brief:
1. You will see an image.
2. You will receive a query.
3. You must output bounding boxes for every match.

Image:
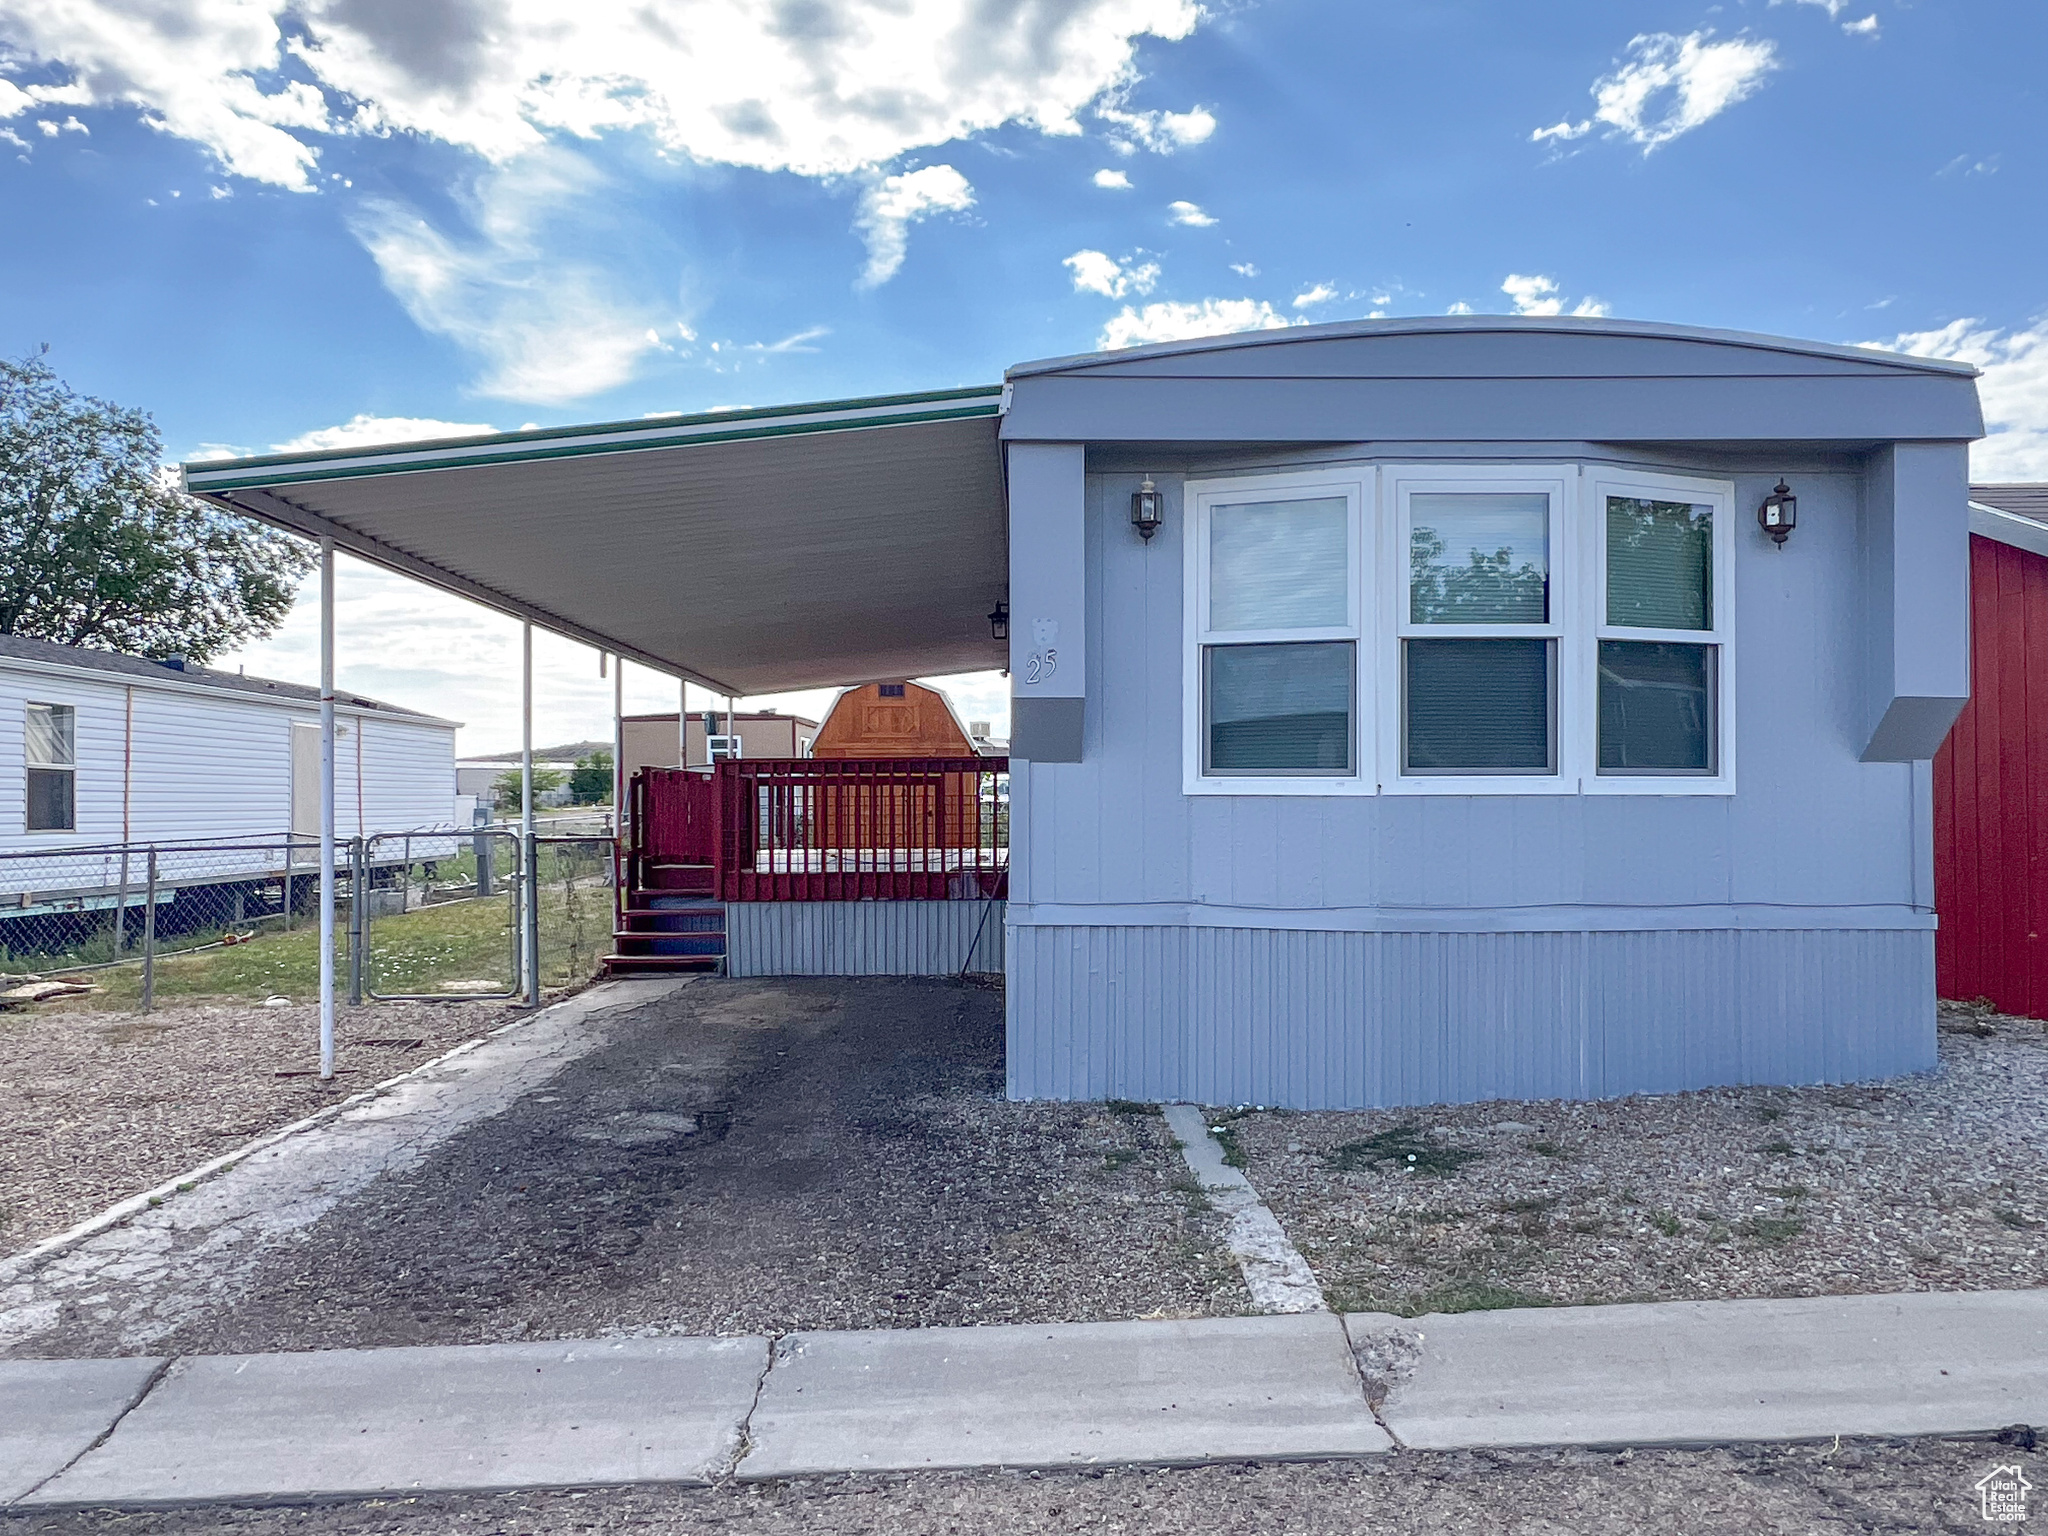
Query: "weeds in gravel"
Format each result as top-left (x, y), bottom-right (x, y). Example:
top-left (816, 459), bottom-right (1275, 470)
top-left (1362, 1279), bottom-right (1554, 1317)
top-left (1754, 1104), bottom-right (1786, 1123)
top-left (1207, 1124), bottom-right (1249, 1170)
top-left (1104, 1099), bottom-right (1159, 1117)
top-left (1497, 1195), bottom-right (1560, 1215)
top-left (1101, 1148), bottom-right (1141, 1172)
top-left (1648, 1211), bottom-right (1684, 1236)
top-left (1329, 1125), bottom-right (1483, 1177)
top-left (1526, 1139), bottom-right (1573, 1160)
top-left (1741, 1215), bottom-right (1807, 1244)
top-left (1759, 1139), bottom-right (1797, 1156)
top-left (1994, 1208), bottom-right (2036, 1230)
top-left (1765, 1184), bottom-right (1810, 1199)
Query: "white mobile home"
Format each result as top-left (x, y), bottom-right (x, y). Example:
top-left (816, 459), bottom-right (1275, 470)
top-left (0, 634), bottom-right (457, 910)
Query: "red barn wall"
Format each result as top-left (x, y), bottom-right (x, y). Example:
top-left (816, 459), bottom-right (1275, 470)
top-left (1935, 532), bottom-right (2048, 1015)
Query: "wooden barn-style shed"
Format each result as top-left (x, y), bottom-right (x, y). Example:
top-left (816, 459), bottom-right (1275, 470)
top-left (811, 681), bottom-right (987, 759)
top-left (1934, 484), bottom-right (2048, 1016)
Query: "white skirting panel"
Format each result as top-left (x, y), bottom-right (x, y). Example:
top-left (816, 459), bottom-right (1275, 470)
top-left (727, 900), bottom-right (1005, 978)
top-left (1006, 924), bottom-right (1936, 1110)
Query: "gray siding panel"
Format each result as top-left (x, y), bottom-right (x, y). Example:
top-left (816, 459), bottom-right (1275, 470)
top-left (1007, 925), bottom-right (1934, 1109)
top-left (728, 901), bottom-right (1004, 977)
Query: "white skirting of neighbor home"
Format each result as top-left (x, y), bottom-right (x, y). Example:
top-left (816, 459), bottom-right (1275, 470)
top-left (1007, 923), bottom-right (1935, 1111)
top-left (725, 900), bottom-right (1005, 978)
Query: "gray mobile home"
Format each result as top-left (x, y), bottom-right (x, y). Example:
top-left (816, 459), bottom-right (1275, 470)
top-left (1000, 318), bottom-right (1981, 1108)
top-left (183, 315), bottom-right (1983, 1111)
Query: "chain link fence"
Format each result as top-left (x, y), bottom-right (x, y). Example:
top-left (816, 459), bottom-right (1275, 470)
top-left (0, 827), bottom-right (621, 1011)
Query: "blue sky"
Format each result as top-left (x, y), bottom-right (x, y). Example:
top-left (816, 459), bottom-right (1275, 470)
top-left (3, 0), bottom-right (2042, 751)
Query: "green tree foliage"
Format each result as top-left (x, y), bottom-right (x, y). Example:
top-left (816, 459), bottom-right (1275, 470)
top-left (567, 749), bottom-right (613, 804)
top-left (493, 766), bottom-right (566, 814)
top-left (0, 352), bottom-right (312, 662)
top-left (1408, 526), bottom-right (1547, 623)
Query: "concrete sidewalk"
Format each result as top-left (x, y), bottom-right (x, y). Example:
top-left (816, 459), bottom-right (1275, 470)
top-left (7, 1289), bottom-right (2045, 1507)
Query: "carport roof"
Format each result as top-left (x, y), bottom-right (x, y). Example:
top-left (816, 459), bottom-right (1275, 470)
top-left (183, 387), bottom-right (1008, 698)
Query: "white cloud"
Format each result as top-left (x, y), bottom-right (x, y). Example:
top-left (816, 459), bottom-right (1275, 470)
top-left (1939, 153), bottom-right (1999, 178)
top-left (1099, 297), bottom-right (1290, 350)
top-left (1064, 248), bottom-right (1159, 299)
top-left (1501, 273), bottom-right (1609, 318)
top-left (1167, 199), bottom-right (1216, 226)
top-left (1446, 301), bottom-right (1475, 315)
top-left (854, 164), bottom-right (975, 288)
top-left (1093, 167), bottom-right (1132, 188)
top-left (1866, 317), bottom-right (2048, 480)
top-left (1292, 283), bottom-right (1336, 309)
top-left (1841, 14), bottom-right (1880, 37)
top-left (0, 0), bottom-right (1204, 190)
top-left (351, 149), bottom-right (680, 402)
top-left (744, 326), bottom-right (829, 355)
top-left (1534, 31), bottom-right (1778, 152)
top-left (271, 415), bottom-right (501, 453)
top-left (1098, 98), bottom-right (1215, 153)
top-left (1229, 261), bottom-right (1258, 278)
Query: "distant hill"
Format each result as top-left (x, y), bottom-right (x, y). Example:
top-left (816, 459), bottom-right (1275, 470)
top-left (463, 740), bottom-right (612, 763)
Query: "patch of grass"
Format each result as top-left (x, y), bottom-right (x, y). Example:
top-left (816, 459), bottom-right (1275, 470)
top-left (1993, 1208), bottom-right (2036, 1230)
top-left (1758, 1139), bottom-right (1797, 1157)
top-left (1753, 1103), bottom-right (1786, 1123)
top-left (1764, 1184), bottom-right (1810, 1199)
top-left (1496, 1195), bottom-right (1560, 1215)
top-left (1378, 1280), bottom-right (1554, 1318)
top-left (1101, 1147), bottom-right (1141, 1172)
top-left (1328, 1125), bottom-right (1484, 1178)
top-left (1648, 1210), bottom-right (1683, 1237)
top-left (1103, 1099), bottom-right (1159, 1117)
top-left (1205, 1124), bottom-right (1249, 1170)
top-left (1740, 1215), bottom-right (1807, 1244)
top-left (1525, 1139), bottom-right (1573, 1160)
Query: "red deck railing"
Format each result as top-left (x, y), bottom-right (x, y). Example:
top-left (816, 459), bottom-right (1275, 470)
top-left (630, 758), bottom-right (1008, 901)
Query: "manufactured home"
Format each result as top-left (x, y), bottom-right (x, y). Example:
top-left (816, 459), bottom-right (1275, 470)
top-left (0, 633), bottom-right (457, 924)
top-left (184, 316), bottom-right (1983, 1109)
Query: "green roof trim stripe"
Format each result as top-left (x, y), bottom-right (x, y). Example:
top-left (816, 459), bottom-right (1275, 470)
top-left (182, 386), bottom-right (1005, 492)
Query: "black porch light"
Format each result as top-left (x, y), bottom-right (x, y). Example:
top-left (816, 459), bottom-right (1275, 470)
top-left (988, 600), bottom-right (1009, 642)
top-left (1131, 477), bottom-right (1165, 541)
top-left (1758, 479), bottom-right (1797, 547)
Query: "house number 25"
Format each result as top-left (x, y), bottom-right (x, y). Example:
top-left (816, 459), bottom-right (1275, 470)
top-left (1024, 648), bottom-right (1057, 684)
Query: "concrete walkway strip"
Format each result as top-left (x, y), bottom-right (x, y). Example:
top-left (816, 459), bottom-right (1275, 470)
top-left (740, 1314), bottom-right (1390, 1478)
top-left (1162, 1104), bottom-right (1324, 1314)
top-left (23, 1338), bottom-right (769, 1507)
top-left (1352, 1287), bottom-right (2048, 1450)
top-left (0, 1357), bottom-right (165, 1502)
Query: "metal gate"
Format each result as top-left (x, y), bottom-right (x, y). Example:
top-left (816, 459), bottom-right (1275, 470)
top-left (360, 828), bottom-right (522, 1001)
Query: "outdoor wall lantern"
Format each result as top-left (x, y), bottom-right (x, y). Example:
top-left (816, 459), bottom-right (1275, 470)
top-left (988, 600), bottom-right (1009, 642)
top-left (1131, 477), bottom-right (1165, 541)
top-left (1758, 479), bottom-right (1797, 547)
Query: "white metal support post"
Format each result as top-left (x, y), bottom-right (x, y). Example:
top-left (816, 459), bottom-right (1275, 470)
top-left (612, 654), bottom-right (624, 832)
top-left (318, 537), bottom-right (336, 1080)
top-left (678, 677), bottom-right (687, 767)
top-left (521, 622), bottom-right (539, 1005)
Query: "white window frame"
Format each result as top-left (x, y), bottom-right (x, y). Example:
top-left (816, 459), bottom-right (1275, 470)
top-left (1378, 465), bottom-right (1578, 796)
top-left (24, 700), bottom-right (78, 833)
top-left (1183, 469), bottom-right (1373, 796)
top-left (1179, 460), bottom-right (1736, 797)
top-left (1582, 466), bottom-right (1736, 795)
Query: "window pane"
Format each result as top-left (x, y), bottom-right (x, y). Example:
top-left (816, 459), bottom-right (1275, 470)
top-left (1599, 641), bottom-right (1714, 774)
top-left (1206, 642), bottom-right (1354, 774)
top-left (1409, 493), bottom-right (1549, 624)
top-left (1404, 639), bottom-right (1552, 773)
top-left (25, 703), bottom-right (74, 767)
top-left (1209, 497), bottom-right (1348, 631)
top-left (1607, 496), bottom-right (1711, 630)
top-left (27, 767), bottom-right (74, 831)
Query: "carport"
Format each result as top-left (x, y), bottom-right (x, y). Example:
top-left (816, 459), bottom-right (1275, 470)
top-left (183, 385), bottom-right (1009, 1073)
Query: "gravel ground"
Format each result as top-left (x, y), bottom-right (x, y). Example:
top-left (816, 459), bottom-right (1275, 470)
top-left (5, 1437), bottom-right (2041, 1534)
top-left (52, 976), bottom-right (1243, 1356)
top-left (0, 998), bottom-right (519, 1253)
top-left (1224, 1003), bottom-right (2048, 1315)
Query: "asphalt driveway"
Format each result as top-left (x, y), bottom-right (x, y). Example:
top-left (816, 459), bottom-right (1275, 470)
top-left (28, 976), bottom-right (1243, 1357)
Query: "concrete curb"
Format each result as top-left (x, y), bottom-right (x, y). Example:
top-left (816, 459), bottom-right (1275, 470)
top-left (9, 1289), bottom-right (2045, 1508)
top-left (0, 979), bottom-right (688, 1289)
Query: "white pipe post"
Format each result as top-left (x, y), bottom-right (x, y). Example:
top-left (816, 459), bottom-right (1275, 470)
top-left (521, 621), bottom-right (537, 1003)
top-left (318, 537), bottom-right (336, 1081)
top-left (612, 655), bottom-right (624, 833)
top-left (678, 677), bottom-right (687, 768)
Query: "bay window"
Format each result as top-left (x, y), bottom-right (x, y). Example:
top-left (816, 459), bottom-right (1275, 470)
top-left (1184, 463), bottom-right (1732, 794)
